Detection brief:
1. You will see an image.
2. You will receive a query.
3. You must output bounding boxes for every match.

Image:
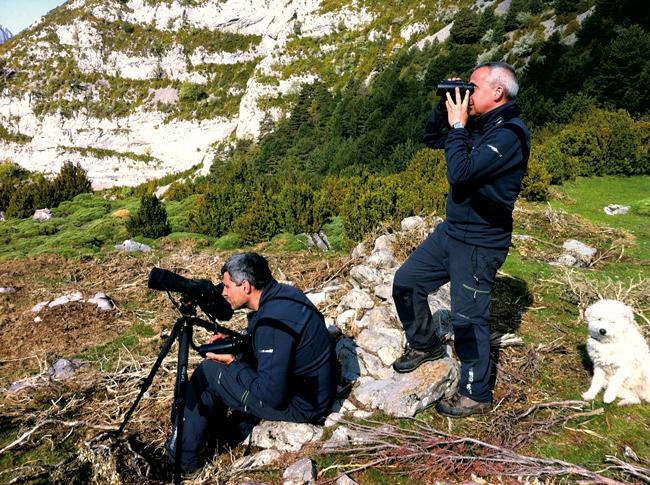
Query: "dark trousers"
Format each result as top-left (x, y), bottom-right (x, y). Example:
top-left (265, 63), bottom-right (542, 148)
top-left (392, 224), bottom-right (507, 403)
top-left (167, 359), bottom-right (304, 471)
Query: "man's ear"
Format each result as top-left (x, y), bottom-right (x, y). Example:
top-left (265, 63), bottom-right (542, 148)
top-left (494, 85), bottom-right (505, 102)
top-left (242, 280), bottom-right (252, 294)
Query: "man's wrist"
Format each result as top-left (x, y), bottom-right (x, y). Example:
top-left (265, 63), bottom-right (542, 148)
top-left (452, 121), bottom-right (465, 129)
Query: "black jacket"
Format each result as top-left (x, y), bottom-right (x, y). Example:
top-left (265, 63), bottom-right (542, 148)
top-left (424, 101), bottom-right (530, 249)
top-left (227, 279), bottom-right (338, 422)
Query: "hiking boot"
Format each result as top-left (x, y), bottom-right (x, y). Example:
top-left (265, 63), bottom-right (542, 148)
top-left (436, 393), bottom-right (492, 418)
top-left (392, 343), bottom-right (447, 373)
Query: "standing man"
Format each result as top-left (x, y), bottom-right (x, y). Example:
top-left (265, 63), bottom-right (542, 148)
top-left (167, 252), bottom-right (338, 472)
top-left (391, 62), bottom-right (530, 417)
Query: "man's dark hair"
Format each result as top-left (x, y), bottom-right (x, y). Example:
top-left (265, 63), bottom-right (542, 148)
top-left (221, 252), bottom-right (273, 289)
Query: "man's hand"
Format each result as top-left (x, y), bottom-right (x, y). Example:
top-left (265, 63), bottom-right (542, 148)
top-left (205, 333), bottom-right (236, 365)
top-left (445, 86), bottom-right (470, 127)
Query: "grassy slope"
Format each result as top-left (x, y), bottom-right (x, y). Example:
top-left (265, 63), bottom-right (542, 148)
top-left (0, 176), bottom-right (649, 483)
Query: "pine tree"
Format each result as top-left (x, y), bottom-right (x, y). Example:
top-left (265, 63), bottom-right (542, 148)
top-left (127, 194), bottom-right (172, 238)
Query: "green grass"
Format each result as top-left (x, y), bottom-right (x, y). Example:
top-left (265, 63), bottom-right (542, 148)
top-left (550, 176), bottom-right (650, 259)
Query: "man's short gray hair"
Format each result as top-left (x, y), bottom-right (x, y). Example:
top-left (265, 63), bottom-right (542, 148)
top-left (221, 252), bottom-right (273, 289)
top-left (475, 61), bottom-right (519, 100)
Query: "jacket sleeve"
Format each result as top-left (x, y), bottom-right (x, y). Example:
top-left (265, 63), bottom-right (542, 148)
top-left (444, 125), bottom-right (524, 185)
top-left (423, 100), bottom-right (450, 149)
top-left (228, 318), bottom-right (296, 409)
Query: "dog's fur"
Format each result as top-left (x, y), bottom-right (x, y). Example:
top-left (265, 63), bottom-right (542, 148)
top-left (582, 299), bottom-right (650, 405)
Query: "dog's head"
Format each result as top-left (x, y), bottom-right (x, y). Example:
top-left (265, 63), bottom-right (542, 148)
top-left (585, 299), bottom-right (636, 342)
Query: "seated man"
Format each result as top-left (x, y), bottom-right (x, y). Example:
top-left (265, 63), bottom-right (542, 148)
top-left (167, 252), bottom-right (338, 472)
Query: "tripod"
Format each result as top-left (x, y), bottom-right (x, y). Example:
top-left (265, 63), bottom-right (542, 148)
top-left (116, 298), bottom-right (239, 484)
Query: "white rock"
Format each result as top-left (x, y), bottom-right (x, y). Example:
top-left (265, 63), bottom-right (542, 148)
top-left (553, 253), bottom-right (578, 267)
top-left (32, 208), bottom-right (53, 221)
top-left (233, 449), bottom-right (281, 470)
top-left (337, 289), bottom-right (374, 312)
top-left (373, 234), bottom-right (396, 253)
top-left (49, 291), bottom-right (84, 308)
top-left (0, 287), bottom-right (16, 293)
top-left (349, 265), bottom-right (383, 288)
top-left (352, 359), bottom-right (459, 417)
top-left (351, 242), bottom-right (369, 259)
top-left (306, 291), bottom-right (330, 306)
top-left (0, 211), bottom-right (5, 221)
top-left (336, 474), bottom-right (359, 485)
top-left (31, 301), bottom-right (49, 313)
top-left (336, 309), bottom-right (358, 328)
top-left (88, 292), bottom-right (115, 311)
top-left (282, 457), bottom-right (316, 485)
top-left (115, 240), bottom-right (152, 252)
top-left (251, 421), bottom-right (323, 452)
top-left (562, 239), bottom-right (597, 266)
top-left (604, 204), bottom-right (630, 215)
top-left (400, 216), bottom-right (426, 232)
top-left (357, 348), bottom-right (392, 380)
top-left (356, 328), bottom-right (403, 365)
top-left (374, 284), bottom-right (392, 301)
top-left (367, 249), bottom-right (397, 269)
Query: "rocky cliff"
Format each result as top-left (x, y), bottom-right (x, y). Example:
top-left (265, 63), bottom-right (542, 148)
top-left (0, 0), bottom-right (589, 188)
top-left (0, 26), bottom-right (12, 44)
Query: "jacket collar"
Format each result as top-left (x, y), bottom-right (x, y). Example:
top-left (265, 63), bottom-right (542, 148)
top-left (470, 101), bottom-right (521, 132)
top-left (257, 278), bottom-right (279, 309)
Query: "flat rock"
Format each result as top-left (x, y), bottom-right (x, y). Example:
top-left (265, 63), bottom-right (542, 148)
top-left (604, 204), bottom-right (630, 215)
top-left (352, 358), bottom-right (459, 417)
top-left (251, 421), bottom-right (323, 452)
top-left (114, 239), bottom-right (151, 252)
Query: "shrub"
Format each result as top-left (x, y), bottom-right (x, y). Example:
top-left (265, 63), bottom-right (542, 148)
top-left (127, 194), bottom-right (172, 238)
top-left (340, 174), bottom-right (401, 241)
top-left (52, 161), bottom-right (92, 201)
top-left (521, 151), bottom-right (551, 201)
top-left (232, 193), bottom-right (279, 244)
top-left (395, 148), bottom-right (448, 218)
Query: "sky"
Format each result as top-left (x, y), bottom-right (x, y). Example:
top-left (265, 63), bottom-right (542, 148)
top-left (0, 0), bottom-right (67, 35)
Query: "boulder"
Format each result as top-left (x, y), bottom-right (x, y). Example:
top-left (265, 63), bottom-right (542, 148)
top-left (49, 291), bottom-right (84, 307)
top-left (32, 208), bottom-right (53, 221)
top-left (604, 204), bottom-right (630, 215)
top-left (358, 306), bottom-right (397, 332)
top-left (357, 348), bottom-right (393, 380)
top-left (373, 283), bottom-right (392, 301)
top-left (400, 216), bottom-right (426, 232)
top-left (251, 421), bottom-right (323, 452)
top-left (367, 249), bottom-right (397, 269)
top-left (355, 328), bottom-right (403, 365)
top-left (373, 234), bottom-right (396, 253)
top-left (336, 474), bottom-right (359, 485)
top-left (350, 265), bottom-right (383, 288)
top-left (337, 289), bottom-right (374, 312)
top-left (282, 457), bottom-right (316, 485)
top-left (0, 287), bottom-right (16, 294)
top-left (561, 239), bottom-right (597, 266)
top-left (306, 231), bottom-right (331, 251)
top-left (352, 358), bottom-right (459, 417)
top-left (88, 292), bottom-right (115, 311)
top-left (114, 239), bottom-right (151, 252)
top-left (350, 241), bottom-right (369, 259)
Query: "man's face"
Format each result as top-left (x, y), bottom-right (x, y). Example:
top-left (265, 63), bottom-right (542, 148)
top-left (469, 66), bottom-right (499, 117)
top-left (221, 272), bottom-right (249, 310)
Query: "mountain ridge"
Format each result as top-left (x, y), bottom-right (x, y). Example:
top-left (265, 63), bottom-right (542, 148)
top-left (0, 0), bottom-right (591, 188)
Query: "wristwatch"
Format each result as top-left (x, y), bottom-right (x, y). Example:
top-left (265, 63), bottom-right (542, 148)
top-left (452, 122), bottom-right (465, 129)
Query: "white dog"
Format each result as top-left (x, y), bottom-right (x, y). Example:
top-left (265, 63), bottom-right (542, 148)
top-left (582, 299), bottom-right (650, 405)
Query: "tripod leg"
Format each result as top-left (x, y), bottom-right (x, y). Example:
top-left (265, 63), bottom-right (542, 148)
top-left (173, 318), bottom-right (192, 484)
top-left (117, 318), bottom-right (182, 435)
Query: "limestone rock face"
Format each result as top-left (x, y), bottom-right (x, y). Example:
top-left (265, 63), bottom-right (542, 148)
top-left (0, 0), bottom-right (376, 187)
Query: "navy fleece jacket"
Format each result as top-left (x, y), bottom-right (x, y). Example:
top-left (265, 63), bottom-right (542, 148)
top-left (226, 280), bottom-right (337, 422)
top-left (424, 101), bottom-right (530, 249)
